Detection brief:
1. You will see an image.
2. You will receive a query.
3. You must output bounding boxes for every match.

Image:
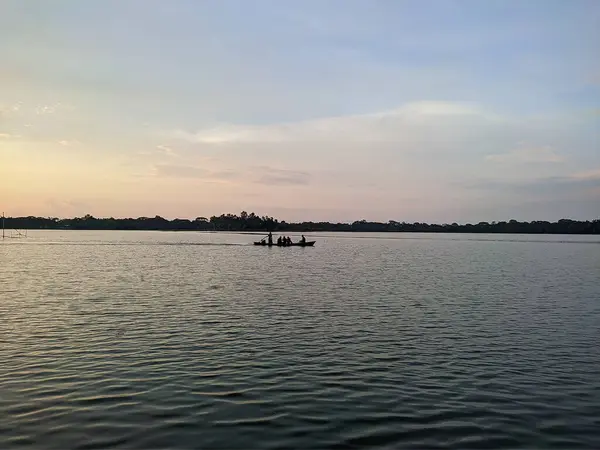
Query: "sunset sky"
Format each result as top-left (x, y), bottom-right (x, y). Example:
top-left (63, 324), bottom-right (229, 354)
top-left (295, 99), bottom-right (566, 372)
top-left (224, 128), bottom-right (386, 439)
top-left (1, 0), bottom-right (599, 222)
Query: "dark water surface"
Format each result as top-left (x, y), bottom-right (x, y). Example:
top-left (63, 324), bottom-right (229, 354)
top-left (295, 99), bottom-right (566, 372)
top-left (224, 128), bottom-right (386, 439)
top-left (2, 231), bottom-right (600, 449)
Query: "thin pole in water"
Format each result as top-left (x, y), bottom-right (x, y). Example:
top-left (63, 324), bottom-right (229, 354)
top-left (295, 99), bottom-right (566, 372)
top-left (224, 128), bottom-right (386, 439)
top-left (2, 212), bottom-right (4, 239)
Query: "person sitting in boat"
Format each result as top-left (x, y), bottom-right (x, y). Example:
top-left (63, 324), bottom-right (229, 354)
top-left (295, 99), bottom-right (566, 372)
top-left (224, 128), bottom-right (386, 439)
top-left (300, 235), bottom-right (306, 244)
top-left (277, 236), bottom-right (282, 245)
top-left (267, 232), bottom-right (273, 245)
top-left (287, 236), bottom-right (292, 245)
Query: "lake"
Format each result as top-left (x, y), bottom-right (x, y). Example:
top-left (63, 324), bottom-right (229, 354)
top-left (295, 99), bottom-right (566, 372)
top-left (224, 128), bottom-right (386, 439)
top-left (1, 231), bottom-right (599, 449)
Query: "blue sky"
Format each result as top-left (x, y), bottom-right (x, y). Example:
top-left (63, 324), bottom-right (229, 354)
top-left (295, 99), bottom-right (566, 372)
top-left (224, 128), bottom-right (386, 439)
top-left (1, 0), bottom-right (599, 222)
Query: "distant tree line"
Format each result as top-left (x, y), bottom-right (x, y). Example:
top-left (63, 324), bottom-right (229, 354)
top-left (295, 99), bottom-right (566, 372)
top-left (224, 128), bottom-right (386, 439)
top-left (3, 212), bottom-right (600, 234)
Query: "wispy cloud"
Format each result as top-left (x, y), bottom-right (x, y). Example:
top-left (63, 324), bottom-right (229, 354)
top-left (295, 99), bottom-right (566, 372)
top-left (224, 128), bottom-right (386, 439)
top-left (253, 166), bottom-right (311, 186)
top-left (486, 145), bottom-right (564, 164)
top-left (0, 133), bottom-right (21, 139)
top-left (0, 103), bottom-right (22, 119)
top-left (151, 162), bottom-right (311, 186)
top-left (153, 164), bottom-right (238, 183)
top-left (156, 144), bottom-right (177, 156)
top-left (58, 139), bottom-right (80, 146)
top-left (154, 164), bottom-right (207, 178)
top-left (135, 145), bottom-right (181, 161)
top-left (466, 169), bottom-right (600, 193)
top-left (1, 101), bottom-right (73, 128)
top-left (166, 101), bottom-right (488, 145)
top-left (572, 169), bottom-right (600, 180)
top-left (35, 102), bottom-right (69, 115)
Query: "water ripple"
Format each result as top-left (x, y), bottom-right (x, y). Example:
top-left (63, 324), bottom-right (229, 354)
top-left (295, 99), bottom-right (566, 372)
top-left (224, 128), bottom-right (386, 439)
top-left (1, 230), bottom-right (600, 449)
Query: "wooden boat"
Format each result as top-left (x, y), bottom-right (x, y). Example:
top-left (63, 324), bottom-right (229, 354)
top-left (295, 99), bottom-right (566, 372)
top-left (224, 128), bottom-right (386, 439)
top-left (254, 240), bottom-right (315, 247)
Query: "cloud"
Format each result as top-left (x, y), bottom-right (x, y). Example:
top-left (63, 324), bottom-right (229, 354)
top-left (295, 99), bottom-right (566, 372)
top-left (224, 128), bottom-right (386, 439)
top-left (572, 169), bottom-right (600, 180)
top-left (58, 139), bottom-right (80, 146)
top-left (448, 172), bottom-right (600, 221)
top-left (159, 100), bottom-right (594, 202)
top-left (540, 174), bottom-right (600, 190)
top-left (153, 164), bottom-right (239, 183)
top-left (253, 166), bottom-right (311, 186)
top-left (35, 103), bottom-right (70, 115)
top-left (151, 162), bottom-right (311, 187)
top-left (154, 164), bottom-right (207, 178)
top-left (166, 101), bottom-right (488, 145)
top-left (0, 133), bottom-right (21, 139)
top-left (486, 145), bottom-right (564, 164)
top-left (0, 103), bottom-right (21, 119)
top-left (134, 145), bottom-right (182, 162)
top-left (156, 144), bottom-right (177, 156)
top-left (466, 169), bottom-right (600, 194)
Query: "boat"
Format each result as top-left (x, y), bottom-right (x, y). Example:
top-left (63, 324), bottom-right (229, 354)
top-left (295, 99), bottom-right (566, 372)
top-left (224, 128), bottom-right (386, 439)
top-left (254, 240), bottom-right (315, 247)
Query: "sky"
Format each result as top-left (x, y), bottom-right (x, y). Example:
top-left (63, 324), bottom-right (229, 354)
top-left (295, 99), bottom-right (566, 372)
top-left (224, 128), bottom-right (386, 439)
top-left (1, 0), bottom-right (599, 223)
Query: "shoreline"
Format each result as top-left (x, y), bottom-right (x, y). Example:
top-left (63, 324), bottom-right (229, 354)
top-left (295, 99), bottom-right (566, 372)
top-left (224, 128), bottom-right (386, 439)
top-left (2, 214), bottom-right (599, 235)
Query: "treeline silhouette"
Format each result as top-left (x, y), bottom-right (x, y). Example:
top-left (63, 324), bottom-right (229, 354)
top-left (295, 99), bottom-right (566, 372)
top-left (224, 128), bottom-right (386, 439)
top-left (3, 212), bottom-right (600, 234)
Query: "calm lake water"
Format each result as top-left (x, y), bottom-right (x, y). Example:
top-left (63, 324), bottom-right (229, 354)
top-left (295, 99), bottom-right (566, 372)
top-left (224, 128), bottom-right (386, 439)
top-left (1, 231), bottom-right (600, 449)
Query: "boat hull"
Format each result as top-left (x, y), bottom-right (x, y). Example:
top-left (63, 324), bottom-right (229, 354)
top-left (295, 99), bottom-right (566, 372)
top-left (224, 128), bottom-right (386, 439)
top-left (254, 241), bottom-right (315, 247)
